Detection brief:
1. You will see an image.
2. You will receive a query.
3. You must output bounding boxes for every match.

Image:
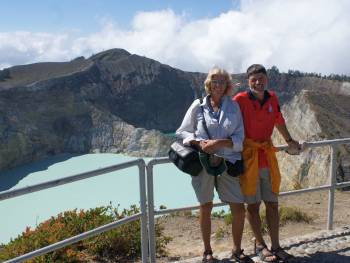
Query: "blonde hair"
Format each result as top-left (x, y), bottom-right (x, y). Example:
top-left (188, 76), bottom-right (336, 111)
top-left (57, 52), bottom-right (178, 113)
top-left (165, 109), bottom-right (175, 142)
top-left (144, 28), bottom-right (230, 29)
top-left (204, 67), bottom-right (233, 96)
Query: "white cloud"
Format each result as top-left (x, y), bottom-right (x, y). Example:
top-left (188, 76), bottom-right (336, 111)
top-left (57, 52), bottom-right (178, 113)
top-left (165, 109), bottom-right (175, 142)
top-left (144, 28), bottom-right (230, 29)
top-left (0, 31), bottom-right (73, 66)
top-left (1, 0), bottom-right (350, 75)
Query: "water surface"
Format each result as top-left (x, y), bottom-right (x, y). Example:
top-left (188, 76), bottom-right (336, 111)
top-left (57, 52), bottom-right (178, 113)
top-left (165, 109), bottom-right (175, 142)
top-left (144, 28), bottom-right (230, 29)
top-left (0, 153), bottom-right (222, 244)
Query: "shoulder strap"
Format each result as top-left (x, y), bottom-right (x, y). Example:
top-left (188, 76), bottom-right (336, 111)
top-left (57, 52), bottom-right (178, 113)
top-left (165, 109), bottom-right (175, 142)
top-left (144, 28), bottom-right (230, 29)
top-left (199, 97), bottom-right (211, 139)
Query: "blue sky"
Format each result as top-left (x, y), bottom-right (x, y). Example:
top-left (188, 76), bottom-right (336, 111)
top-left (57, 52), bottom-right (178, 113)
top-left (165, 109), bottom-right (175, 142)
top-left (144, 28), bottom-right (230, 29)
top-left (0, 0), bottom-right (239, 33)
top-left (1, 0), bottom-right (350, 75)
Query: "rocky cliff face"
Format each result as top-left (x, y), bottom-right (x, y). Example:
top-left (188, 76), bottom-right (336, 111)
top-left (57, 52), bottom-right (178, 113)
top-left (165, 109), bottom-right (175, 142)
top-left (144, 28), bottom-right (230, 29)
top-left (272, 90), bottom-right (350, 190)
top-left (0, 49), bottom-right (188, 171)
top-left (89, 50), bottom-right (197, 132)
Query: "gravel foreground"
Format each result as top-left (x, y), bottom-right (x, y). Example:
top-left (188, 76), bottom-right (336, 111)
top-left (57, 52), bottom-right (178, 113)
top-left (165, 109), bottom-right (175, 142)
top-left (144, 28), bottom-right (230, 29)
top-left (173, 226), bottom-right (350, 263)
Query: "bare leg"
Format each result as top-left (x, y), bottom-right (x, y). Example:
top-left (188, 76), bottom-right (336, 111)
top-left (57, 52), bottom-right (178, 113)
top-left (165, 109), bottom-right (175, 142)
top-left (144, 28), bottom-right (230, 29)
top-left (265, 201), bottom-right (279, 249)
top-left (246, 202), bottom-right (265, 246)
top-left (265, 201), bottom-right (294, 261)
top-left (199, 202), bottom-right (213, 252)
top-left (229, 202), bottom-right (245, 253)
top-left (247, 202), bottom-right (276, 261)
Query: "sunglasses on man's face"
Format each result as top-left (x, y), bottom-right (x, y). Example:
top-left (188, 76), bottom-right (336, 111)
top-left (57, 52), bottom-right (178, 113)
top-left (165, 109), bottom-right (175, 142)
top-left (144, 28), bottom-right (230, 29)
top-left (211, 79), bottom-right (226, 85)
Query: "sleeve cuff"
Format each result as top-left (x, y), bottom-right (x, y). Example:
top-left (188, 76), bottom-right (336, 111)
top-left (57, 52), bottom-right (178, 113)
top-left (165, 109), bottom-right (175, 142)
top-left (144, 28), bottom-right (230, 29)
top-left (183, 135), bottom-right (196, 146)
top-left (231, 137), bottom-right (243, 152)
top-left (275, 113), bottom-right (285, 125)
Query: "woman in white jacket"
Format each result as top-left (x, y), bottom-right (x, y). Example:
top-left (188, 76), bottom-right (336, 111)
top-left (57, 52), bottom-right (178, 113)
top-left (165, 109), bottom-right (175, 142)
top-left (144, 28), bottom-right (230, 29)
top-left (176, 67), bottom-right (252, 263)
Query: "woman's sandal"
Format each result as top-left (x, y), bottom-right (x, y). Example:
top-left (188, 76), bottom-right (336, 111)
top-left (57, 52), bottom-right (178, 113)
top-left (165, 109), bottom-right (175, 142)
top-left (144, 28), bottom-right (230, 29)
top-left (254, 242), bottom-right (277, 262)
top-left (202, 250), bottom-right (215, 263)
top-left (231, 249), bottom-right (254, 263)
top-left (271, 246), bottom-right (295, 262)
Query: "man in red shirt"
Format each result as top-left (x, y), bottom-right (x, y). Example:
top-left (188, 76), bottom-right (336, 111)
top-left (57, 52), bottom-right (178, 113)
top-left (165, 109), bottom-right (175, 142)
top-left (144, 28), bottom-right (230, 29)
top-left (234, 64), bottom-right (300, 262)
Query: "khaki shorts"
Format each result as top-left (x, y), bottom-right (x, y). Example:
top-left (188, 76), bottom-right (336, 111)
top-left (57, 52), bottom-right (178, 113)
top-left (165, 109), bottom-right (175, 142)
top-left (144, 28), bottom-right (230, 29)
top-left (191, 168), bottom-right (244, 205)
top-left (244, 168), bottom-right (278, 204)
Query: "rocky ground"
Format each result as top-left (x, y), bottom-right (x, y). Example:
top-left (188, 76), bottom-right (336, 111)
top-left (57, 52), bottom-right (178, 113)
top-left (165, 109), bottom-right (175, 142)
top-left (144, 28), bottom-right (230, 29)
top-left (156, 190), bottom-right (350, 262)
top-left (175, 226), bottom-right (350, 262)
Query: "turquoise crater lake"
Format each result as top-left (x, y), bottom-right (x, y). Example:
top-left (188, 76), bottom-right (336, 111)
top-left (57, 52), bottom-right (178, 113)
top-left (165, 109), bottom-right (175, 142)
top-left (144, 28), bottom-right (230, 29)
top-left (0, 153), bottom-right (222, 244)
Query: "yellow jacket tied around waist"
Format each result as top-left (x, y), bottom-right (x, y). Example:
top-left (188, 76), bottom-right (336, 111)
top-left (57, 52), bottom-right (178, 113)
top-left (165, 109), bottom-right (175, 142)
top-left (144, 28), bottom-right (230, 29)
top-left (240, 138), bottom-right (281, 196)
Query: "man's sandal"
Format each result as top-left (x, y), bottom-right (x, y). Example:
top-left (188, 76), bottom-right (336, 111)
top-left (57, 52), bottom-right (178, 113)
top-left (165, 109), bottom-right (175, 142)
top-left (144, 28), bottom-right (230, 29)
top-left (254, 243), bottom-right (277, 262)
top-left (231, 249), bottom-right (254, 263)
top-left (202, 250), bottom-right (215, 263)
top-left (271, 246), bottom-right (295, 262)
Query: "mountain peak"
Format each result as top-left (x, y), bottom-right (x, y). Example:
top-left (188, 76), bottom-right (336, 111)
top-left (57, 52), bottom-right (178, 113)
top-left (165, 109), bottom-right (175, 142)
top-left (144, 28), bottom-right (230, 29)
top-left (90, 48), bottom-right (131, 62)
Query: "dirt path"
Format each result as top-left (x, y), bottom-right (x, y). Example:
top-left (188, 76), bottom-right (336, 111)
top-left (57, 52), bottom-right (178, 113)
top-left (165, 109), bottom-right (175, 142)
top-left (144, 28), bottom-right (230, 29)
top-left (157, 191), bottom-right (350, 261)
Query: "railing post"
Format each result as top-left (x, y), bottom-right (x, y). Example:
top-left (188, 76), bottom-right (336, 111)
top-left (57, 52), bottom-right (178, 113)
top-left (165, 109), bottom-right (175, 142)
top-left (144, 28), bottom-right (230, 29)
top-left (138, 160), bottom-right (149, 263)
top-left (327, 145), bottom-right (337, 230)
top-left (147, 161), bottom-right (156, 263)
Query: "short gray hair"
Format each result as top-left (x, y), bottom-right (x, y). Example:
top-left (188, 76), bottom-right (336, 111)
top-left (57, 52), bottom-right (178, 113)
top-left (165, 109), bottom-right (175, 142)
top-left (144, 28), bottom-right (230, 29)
top-left (204, 67), bottom-right (233, 96)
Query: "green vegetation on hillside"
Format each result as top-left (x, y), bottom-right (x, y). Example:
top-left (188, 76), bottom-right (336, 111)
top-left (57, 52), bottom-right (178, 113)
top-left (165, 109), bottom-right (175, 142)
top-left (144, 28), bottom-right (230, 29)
top-left (0, 205), bottom-right (171, 262)
top-left (218, 206), bottom-right (313, 233)
top-left (268, 65), bottom-right (350, 82)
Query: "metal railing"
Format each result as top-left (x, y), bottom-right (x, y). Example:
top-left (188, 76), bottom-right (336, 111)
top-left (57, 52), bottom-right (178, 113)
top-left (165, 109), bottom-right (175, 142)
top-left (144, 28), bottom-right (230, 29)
top-left (146, 138), bottom-right (350, 263)
top-left (1, 138), bottom-right (350, 263)
top-left (0, 159), bottom-right (148, 263)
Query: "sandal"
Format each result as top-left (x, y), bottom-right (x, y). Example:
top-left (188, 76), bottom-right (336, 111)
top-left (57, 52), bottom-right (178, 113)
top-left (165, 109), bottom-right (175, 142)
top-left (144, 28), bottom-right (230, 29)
top-left (202, 250), bottom-right (215, 263)
top-left (271, 246), bottom-right (295, 262)
top-left (231, 249), bottom-right (254, 263)
top-left (254, 242), bottom-right (277, 262)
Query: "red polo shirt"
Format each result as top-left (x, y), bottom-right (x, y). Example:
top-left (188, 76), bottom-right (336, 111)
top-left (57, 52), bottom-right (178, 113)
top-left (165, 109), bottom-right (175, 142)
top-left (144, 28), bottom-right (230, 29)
top-left (233, 90), bottom-right (285, 167)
